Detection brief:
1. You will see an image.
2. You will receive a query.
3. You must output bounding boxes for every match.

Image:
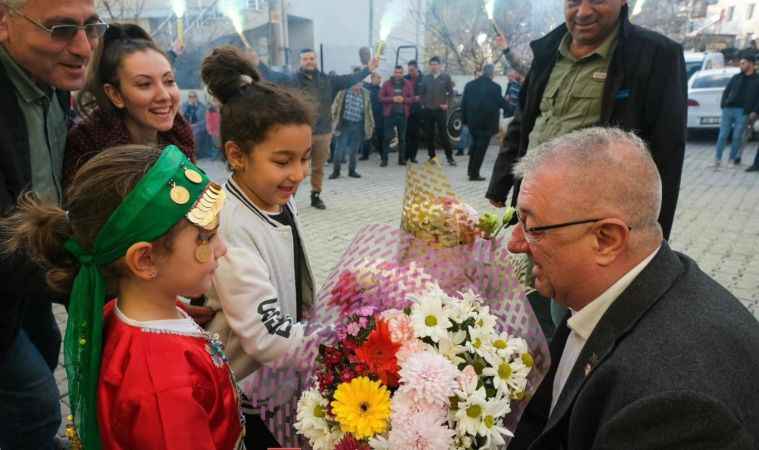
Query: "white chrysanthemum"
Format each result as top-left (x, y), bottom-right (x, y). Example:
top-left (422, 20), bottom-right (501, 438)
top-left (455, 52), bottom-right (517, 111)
top-left (479, 396), bottom-right (514, 448)
top-left (446, 290), bottom-right (479, 323)
top-left (454, 387), bottom-right (488, 436)
top-left (410, 289), bottom-right (452, 343)
top-left (483, 353), bottom-right (530, 396)
top-left (509, 337), bottom-right (530, 356)
top-left (466, 325), bottom-right (494, 357)
top-left (294, 388), bottom-right (343, 450)
top-left (438, 334), bottom-right (467, 366)
top-left (490, 331), bottom-right (517, 359)
top-left (474, 306), bottom-right (498, 332)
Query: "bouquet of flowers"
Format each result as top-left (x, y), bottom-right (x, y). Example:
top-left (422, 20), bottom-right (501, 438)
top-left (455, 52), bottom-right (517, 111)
top-left (296, 283), bottom-right (535, 450)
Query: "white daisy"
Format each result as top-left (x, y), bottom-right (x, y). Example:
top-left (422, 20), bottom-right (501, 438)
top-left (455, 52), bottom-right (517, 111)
top-left (446, 290), bottom-right (478, 324)
top-left (483, 353), bottom-right (529, 397)
top-left (410, 290), bottom-right (452, 343)
top-left (454, 387), bottom-right (488, 436)
top-left (438, 333), bottom-right (467, 366)
top-left (294, 388), bottom-right (343, 450)
top-left (466, 325), bottom-right (494, 357)
top-left (480, 395), bottom-right (514, 449)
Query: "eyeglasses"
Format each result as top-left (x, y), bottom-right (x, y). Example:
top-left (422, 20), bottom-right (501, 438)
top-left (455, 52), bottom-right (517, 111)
top-left (515, 210), bottom-right (630, 244)
top-left (9, 7), bottom-right (108, 42)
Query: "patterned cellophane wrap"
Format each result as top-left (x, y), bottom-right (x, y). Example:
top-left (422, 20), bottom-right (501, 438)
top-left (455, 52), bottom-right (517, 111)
top-left (241, 162), bottom-right (550, 448)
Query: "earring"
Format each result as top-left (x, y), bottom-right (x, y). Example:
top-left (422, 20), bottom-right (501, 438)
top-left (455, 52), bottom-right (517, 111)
top-left (195, 239), bottom-right (212, 263)
top-left (149, 271), bottom-right (158, 279)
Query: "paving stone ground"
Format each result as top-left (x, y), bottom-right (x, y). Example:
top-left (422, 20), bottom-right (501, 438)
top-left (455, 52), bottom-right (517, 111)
top-left (53, 135), bottom-right (759, 435)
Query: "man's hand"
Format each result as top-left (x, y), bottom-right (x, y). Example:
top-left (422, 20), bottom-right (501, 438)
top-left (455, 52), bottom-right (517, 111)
top-left (441, 103), bottom-right (449, 111)
top-left (368, 56), bottom-right (380, 72)
top-left (393, 96), bottom-right (404, 103)
top-left (750, 112), bottom-right (758, 123)
top-left (495, 34), bottom-right (509, 50)
top-left (489, 199), bottom-right (506, 208)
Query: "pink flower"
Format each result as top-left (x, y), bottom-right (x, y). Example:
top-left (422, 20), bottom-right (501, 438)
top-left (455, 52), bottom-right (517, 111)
top-left (395, 340), bottom-right (429, 366)
top-left (459, 364), bottom-right (478, 393)
top-left (380, 310), bottom-right (415, 344)
top-left (391, 390), bottom-right (446, 424)
top-left (388, 411), bottom-right (455, 450)
top-left (398, 351), bottom-right (459, 407)
top-left (346, 322), bottom-right (361, 337)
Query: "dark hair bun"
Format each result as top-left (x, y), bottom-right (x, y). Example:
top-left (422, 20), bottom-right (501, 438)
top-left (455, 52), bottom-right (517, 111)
top-left (103, 23), bottom-right (153, 48)
top-left (201, 46), bottom-right (261, 105)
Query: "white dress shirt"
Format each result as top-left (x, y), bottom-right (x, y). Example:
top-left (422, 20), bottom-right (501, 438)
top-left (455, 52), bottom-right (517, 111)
top-left (550, 247), bottom-right (660, 414)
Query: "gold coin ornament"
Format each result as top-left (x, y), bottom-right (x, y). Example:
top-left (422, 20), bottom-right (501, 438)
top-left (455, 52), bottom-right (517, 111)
top-left (184, 168), bottom-right (203, 184)
top-left (195, 241), bottom-right (212, 263)
top-left (170, 184), bottom-right (191, 205)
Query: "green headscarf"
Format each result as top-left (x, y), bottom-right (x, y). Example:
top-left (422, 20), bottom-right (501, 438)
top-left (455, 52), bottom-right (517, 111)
top-left (63, 145), bottom-right (223, 450)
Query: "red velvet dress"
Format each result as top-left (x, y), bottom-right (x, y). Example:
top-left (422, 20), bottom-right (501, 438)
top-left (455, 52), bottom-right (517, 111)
top-left (97, 301), bottom-right (245, 450)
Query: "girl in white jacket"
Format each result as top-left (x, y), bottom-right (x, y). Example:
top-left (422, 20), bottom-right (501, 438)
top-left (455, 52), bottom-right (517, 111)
top-left (201, 46), bottom-right (317, 448)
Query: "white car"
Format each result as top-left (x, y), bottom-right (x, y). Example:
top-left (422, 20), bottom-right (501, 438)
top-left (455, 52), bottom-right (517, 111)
top-left (687, 67), bottom-right (740, 130)
top-left (684, 51), bottom-right (725, 80)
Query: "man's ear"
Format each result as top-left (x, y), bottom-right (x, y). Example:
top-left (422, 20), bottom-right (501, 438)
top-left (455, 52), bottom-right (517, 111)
top-left (593, 219), bottom-right (629, 267)
top-left (124, 242), bottom-right (159, 281)
top-left (0, 5), bottom-right (12, 44)
top-left (104, 83), bottom-right (126, 109)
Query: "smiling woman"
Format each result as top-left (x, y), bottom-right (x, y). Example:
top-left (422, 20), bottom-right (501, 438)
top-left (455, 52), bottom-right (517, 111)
top-left (63, 23), bottom-right (195, 185)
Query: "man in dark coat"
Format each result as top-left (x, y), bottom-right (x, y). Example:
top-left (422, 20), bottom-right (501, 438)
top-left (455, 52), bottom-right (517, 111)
top-left (461, 64), bottom-right (509, 181)
top-left (507, 127), bottom-right (759, 450)
top-left (285, 49), bottom-right (378, 209)
top-left (0, 0), bottom-right (103, 448)
top-left (487, 1), bottom-right (686, 241)
top-left (404, 60), bottom-right (424, 164)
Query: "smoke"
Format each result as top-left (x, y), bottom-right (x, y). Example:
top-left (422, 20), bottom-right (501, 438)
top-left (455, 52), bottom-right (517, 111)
top-left (379, 0), bottom-right (409, 41)
top-left (170, 0), bottom-right (186, 17)
top-left (218, 0), bottom-right (245, 35)
top-left (484, 0), bottom-right (496, 20)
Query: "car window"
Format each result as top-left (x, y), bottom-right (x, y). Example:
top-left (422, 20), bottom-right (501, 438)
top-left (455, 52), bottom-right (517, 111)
top-left (686, 61), bottom-right (703, 80)
top-left (692, 74), bottom-right (733, 89)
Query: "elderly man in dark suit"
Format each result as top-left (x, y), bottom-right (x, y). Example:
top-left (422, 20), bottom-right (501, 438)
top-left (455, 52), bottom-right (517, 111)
top-left (507, 127), bottom-right (759, 450)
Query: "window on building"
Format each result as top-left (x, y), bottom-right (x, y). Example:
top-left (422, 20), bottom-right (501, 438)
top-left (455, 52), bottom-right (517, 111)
top-left (727, 6), bottom-right (735, 21)
top-left (749, 3), bottom-right (756, 20)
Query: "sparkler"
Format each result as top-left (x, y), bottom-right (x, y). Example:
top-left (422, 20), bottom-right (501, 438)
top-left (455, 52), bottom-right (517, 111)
top-left (484, 0), bottom-right (503, 37)
top-left (170, 0), bottom-right (186, 47)
top-left (219, 0), bottom-right (252, 48)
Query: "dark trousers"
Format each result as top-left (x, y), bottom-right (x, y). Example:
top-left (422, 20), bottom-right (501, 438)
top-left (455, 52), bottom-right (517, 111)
top-left (467, 131), bottom-right (493, 178)
top-left (751, 145), bottom-right (759, 168)
top-left (383, 113), bottom-right (407, 163)
top-left (0, 331), bottom-right (61, 450)
top-left (244, 413), bottom-right (280, 450)
top-left (361, 123), bottom-right (383, 158)
top-left (406, 110), bottom-right (422, 161)
top-left (425, 109), bottom-right (453, 160)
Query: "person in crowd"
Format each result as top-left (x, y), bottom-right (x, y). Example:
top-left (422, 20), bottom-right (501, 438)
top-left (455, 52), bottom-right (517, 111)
top-left (360, 71), bottom-right (384, 161)
top-left (284, 48), bottom-right (378, 209)
top-left (486, 0), bottom-right (687, 338)
top-left (244, 46), bottom-right (290, 83)
top-left (461, 63), bottom-right (509, 181)
top-left (0, 0), bottom-right (103, 447)
top-left (182, 90), bottom-right (210, 159)
top-left (206, 98), bottom-right (222, 159)
top-left (330, 77), bottom-right (374, 178)
top-left (379, 65), bottom-right (415, 166)
top-left (404, 59), bottom-right (424, 164)
top-left (420, 56), bottom-right (457, 166)
top-left (1, 145), bottom-right (241, 450)
top-left (712, 51), bottom-right (759, 168)
top-left (497, 31), bottom-right (531, 78)
top-left (200, 46), bottom-right (319, 449)
top-left (65, 23), bottom-right (195, 182)
top-left (507, 127), bottom-right (759, 450)
top-left (503, 69), bottom-right (524, 118)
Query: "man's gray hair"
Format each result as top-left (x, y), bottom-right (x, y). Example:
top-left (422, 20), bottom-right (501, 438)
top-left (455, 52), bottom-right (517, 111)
top-left (514, 127), bottom-right (663, 233)
top-left (482, 64), bottom-right (495, 78)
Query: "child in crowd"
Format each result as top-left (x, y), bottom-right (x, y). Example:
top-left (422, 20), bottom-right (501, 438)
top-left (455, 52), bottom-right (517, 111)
top-left (201, 46), bottom-right (318, 449)
top-left (1, 145), bottom-right (243, 450)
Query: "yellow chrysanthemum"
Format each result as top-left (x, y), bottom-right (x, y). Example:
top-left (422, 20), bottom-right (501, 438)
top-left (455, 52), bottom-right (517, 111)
top-left (331, 376), bottom-right (391, 439)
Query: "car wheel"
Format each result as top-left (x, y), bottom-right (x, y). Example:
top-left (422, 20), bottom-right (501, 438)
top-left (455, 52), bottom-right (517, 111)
top-left (446, 107), bottom-right (463, 145)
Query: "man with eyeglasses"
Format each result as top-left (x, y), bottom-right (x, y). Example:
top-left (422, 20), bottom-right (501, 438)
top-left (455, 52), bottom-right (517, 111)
top-left (0, 0), bottom-right (104, 448)
top-left (506, 127), bottom-right (759, 450)
top-left (487, 0), bottom-right (687, 339)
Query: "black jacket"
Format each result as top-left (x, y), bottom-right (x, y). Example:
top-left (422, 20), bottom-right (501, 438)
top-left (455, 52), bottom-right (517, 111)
top-left (461, 75), bottom-right (508, 135)
top-left (0, 63), bottom-right (69, 359)
top-left (404, 72), bottom-right (424, 115)
top-left (487, 5), bottom-right (686, 239)
top-left (508, 243), bottom-right (759, 450)
top-left (720, 72), bottom-right (759, 115)
top-left (287, 68), bottom-right (370, 135)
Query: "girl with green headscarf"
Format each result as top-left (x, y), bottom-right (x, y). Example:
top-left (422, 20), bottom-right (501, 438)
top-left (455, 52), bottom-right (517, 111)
top-left (1, 144), bottom-right (245, 450)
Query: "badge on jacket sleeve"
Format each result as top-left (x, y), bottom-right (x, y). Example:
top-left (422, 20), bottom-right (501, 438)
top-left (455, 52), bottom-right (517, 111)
top-left (592, 72), bottom-right (607, 81)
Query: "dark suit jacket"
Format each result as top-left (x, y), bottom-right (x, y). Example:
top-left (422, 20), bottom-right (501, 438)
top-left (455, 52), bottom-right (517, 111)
top-left (487, 5), bottom-right (687, 240)
top-left (461, 75), bottom-right (509, 135)
top-left (509, 243), bottom-right (759, 450)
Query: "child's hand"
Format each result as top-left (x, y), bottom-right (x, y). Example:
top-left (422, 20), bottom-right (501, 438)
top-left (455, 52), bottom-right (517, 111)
top-left (184, 305), bottom-right (215, 326)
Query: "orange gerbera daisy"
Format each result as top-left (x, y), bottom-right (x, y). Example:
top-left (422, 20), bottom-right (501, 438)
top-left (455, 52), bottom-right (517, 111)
top-left (354, 319), bottom-right (401, 388)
